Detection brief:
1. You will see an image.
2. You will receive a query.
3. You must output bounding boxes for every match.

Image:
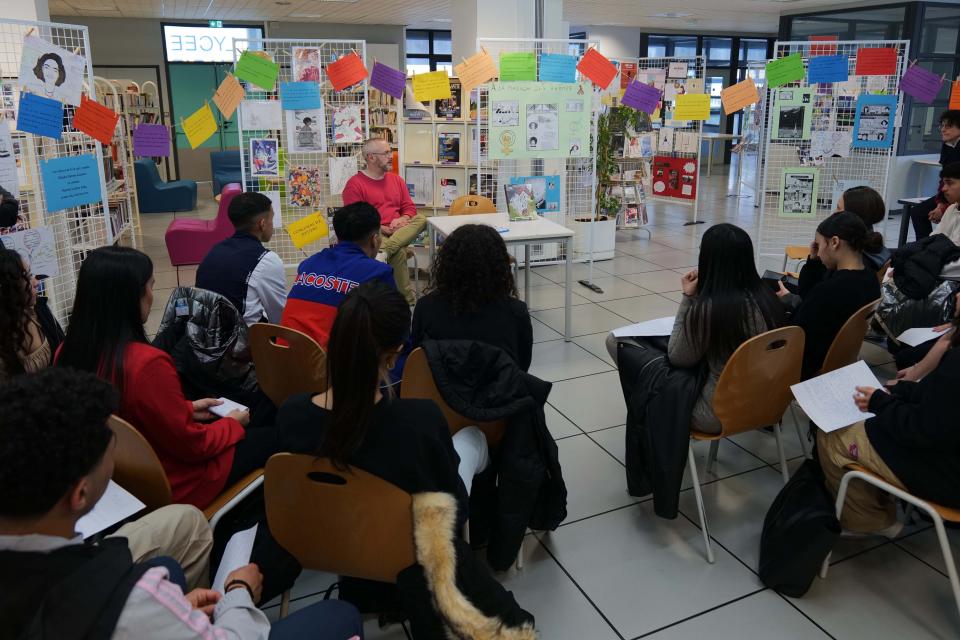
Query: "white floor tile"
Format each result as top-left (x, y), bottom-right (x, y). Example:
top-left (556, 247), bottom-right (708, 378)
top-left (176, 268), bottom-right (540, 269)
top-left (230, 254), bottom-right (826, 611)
top-left (549, 371), bottom-right (626, 432)
top-left (896, 526), bottom-right (960, 576)
top-left (555, 434), bottom-right (639, 523)
top-left (528, 340), bottom-right (613, 383)
top-left (617, 269), bottom-right (685, 293)
top-left (531, 317), bottom-right (562, 343)
top-left (594, 255), bottom-right (664, 276)
top-left (531, 304), bottom-right (630, 338)
top-left (598, 294), bottom-right (680, 324)
top-left (571, 331), bottom-right (616, 366)
top-left (545, 403), bottom-right (582, 440)
top-left (523, 284), bottom-right (591, 312)
top-left (568, 276), bottom-right (653, 303)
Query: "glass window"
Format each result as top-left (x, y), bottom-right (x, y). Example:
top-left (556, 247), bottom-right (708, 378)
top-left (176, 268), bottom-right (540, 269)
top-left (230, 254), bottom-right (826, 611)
top-left (739, 39), bottom-right (768, 64)
top-left (405, 29), bottom-right (451, 74)
top-left (704, 38), bottom-right (731, 65)
top-left (920, 6), bottom-right (960, 55)
top-left (647, 43), bottom-right (667, 58)
top-left (706, 75), bottom-right (725, 128)
top-left (406, 30), bottom-right (429, 55)
top-left (433, 31), bottom-right (452, 55)
top-left (436, 62), bottom-right (453, 75)
top-left (406, 60), bottom-right (431, 76)
top-left (672, 36), bottom-right (697, 58)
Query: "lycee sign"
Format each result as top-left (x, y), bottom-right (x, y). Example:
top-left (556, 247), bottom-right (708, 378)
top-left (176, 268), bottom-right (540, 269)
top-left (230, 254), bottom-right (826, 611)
top-left (163, 26), bottom-right (257, 63)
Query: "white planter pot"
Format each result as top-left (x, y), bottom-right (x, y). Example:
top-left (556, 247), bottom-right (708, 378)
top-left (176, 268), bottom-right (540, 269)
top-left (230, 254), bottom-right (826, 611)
top-left (571, 217), bottom-right (617, 261)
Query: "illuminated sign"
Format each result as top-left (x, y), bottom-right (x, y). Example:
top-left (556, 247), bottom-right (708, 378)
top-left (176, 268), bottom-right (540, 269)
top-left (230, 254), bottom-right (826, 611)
top-left (163, 25), bottom-right (262, 63)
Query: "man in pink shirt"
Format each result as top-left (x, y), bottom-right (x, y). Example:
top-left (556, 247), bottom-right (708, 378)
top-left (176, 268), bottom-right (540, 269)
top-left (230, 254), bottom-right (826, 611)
top-left (342, 138), bottom-right (425, 304)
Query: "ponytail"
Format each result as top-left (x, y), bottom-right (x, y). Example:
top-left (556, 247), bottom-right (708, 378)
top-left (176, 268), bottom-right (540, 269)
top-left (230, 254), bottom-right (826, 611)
top-left (816, 211), bottom-right (868, 253)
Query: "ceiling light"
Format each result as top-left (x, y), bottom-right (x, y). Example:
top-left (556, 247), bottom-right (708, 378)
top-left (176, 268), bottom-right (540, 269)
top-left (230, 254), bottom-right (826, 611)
top-left (650, 12), bottom-right (693, 18)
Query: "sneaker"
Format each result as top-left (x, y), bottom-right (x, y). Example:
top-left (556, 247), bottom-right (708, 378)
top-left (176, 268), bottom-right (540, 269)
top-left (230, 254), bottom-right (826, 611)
top-left (840, 520), bottom-right (904, 540)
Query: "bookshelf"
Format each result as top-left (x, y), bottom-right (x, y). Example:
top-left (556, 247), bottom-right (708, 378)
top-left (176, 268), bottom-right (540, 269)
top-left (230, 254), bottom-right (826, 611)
top-left (368, 87), bottom-right (399, 150)
top-left (92, 77), bottom-right (137, 244)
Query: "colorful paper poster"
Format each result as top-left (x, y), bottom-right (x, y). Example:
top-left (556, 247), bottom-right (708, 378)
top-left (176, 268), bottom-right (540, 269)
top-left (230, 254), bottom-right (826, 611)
top-left (0, 121), bottom-right (19, 198)
top-left (900, 64), bottom-right (943, 104)
top-left (510, 175), bottom-right (561, 213)
top-left (328, 155), bottom-right (357, 196)
top-left (855, 47), bottom-right (897, 76)
top-left (183, 103), bottom-right (217, 149)
top-left (240, 100), bottom-right (282, 130)
top-left (772, 88), bottom-right (812, 140)
top-left (212, 73), bottom-right (244, 118)
top-left (673, 94), bottom-right (710, 120)
top-left (280, 81), bottom-right (321, 110)
top-left (331, 104), bottom-right (363, 144)
top-left (435, 79), bottom-right (461, 118)
top-left (852, 94), bottom-right (897, 149)
top-left (674, 131), bottom-right (698, 154)
top-left (636, 69), bottom-right (666, 91)
top-left (624, 130), bottom-right (656, 158)
top-left (486, 82), bottom-right (591, 160)
top-left (249, 138), bottom-right (279, 177)
top-left (438, 131), bottom-right (461, 163)
top-left (620, 62), bottom-right (638, 89)
top-left (411, 70), bottom-right (452, 102)
top-left (454, 48), bottom-right (498, 94)
top-left (720, 79), bottom-right (760, 115)
top-left (439, 178), bottom-right (458, 208)
top-left (287, 166), bottom-right (322, 208)
top-left (0, 226), bottom-right (59, 277)
top-left (780, 167), bottom-right (820, 218)
top-left (292, 47), bottom-right (321, 83)
top-left (235, 50), bottom-right (279, 91)
top-left (809, 130), bottom-right (852, 165)
top-left (39, 153), bottom-right (101, 212)
top-left (404, 166), bottom-right (433, 205)
top-left (866, 75), bottom-right (889, 94)
top-left (287, 211), bottom-right (328, 248)
top-left (500, 52), bottom-right (537, 82)
top-left (72, 95), bottom-right (120, 146)
top-left (685, 78), bottom-right (704, 94)
top-left (132, 123), bottom-right (169, 157)
top-left (807, 55), bottom-right (849, 84)
top-left (667, 62), bottom-right (688, 79)
top-left (326, 52), bottom-right (368, 91)
top-left (651, 156), bottom-right (697, 200)
top-left (835, 77), bottom-right (862, 97)
top-left (766, 53), bottom-right (804, 89)
top-left (285, 107), bottom-right (327, 153)
top-left (576, 49), bottom-right (617, 89)
top-left (1, 81), bottom-right (19, 122)
top-left (18, 35), bottom-right (85, 106)
top-left (951, 81), bottom-right (960, 110)
top-left (16, 92), bottom-right (63, 139)
top-left (539, 53), bottom-right (577, 84)
top-left (664, 78), bottom-right (687, 101)
top-left (369, 61), bottom-right (406, 100)
top-left (658, 127), bottom-right (674, 153)
top-left (809, 35), bottom-right (839, 57)
top-left (503, 183), bottom-right (537, 220)
top-left (621, 80), bottom-right (661, 114)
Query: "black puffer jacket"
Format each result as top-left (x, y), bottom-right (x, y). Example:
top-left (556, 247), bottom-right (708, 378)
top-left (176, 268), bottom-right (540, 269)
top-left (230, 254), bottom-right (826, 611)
top-left (892, 234), bottom-right (960, 299)
top-left (422, 339), bottom-right (566, 571)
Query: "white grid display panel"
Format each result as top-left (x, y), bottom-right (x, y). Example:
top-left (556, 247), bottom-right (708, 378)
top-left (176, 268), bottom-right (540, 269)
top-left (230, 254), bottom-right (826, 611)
top-left (475, 37), bottom-right (599, 265)
top-left (94, 77), bottom-right (137, 243)
top-left (234, 39), bottom-right (368, 268)
top-left (736, 61), bottom-right (768, 202)
top-left (0, 19), bottom-right (114, 326)
top-left (756, 40), bottom-right (909, 266)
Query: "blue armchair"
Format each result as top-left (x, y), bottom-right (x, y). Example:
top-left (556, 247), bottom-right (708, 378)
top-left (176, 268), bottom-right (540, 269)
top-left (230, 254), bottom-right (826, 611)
top-left (211, 150), bottom-right (243, 196)
top-left (134, 159), bottom-right (197, 213)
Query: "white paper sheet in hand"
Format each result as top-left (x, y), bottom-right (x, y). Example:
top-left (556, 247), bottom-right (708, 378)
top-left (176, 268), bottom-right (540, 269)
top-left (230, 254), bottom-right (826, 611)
top-left (612, 315), bottom-right (676, 338)
top-left (896, 326), bottom-right (951, 347)
top-left (790, 360), bottom-right (883, 433)
top-left (213, 524), bottom-right (258, 594)
top-left (76, 481), bottom-right (146, 539)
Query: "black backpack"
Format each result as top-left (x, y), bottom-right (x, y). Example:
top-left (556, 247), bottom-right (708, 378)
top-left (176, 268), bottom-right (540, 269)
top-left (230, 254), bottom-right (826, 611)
top-left (758, 458), bottom-right (841, 597)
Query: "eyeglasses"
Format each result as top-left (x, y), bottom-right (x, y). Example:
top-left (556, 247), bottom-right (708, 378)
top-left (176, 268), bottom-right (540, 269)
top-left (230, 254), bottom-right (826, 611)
top-left (368, 151), bottom-right (392, 157)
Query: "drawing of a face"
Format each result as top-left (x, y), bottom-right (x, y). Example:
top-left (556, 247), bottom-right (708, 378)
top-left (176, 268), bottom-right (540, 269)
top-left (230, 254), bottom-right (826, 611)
top-left (32, 53), bottom-right (66, 95)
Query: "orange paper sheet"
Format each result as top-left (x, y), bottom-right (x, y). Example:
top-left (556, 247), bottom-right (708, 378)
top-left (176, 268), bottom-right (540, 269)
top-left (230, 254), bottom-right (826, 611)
top-left (576, 48), bottom-right (617, 90)
top-left (327, 52), bottom-right (368, 91)
top-left (950, 81), bottom-right (960, 110)
top-left (454, 48), bottom-right (499, 93)
top-left (213, 73), bottom-right (244, 119)
top-left (720, 79), bottom-right (760, 115)
top-left (73, 95), bottom-right (120, 146)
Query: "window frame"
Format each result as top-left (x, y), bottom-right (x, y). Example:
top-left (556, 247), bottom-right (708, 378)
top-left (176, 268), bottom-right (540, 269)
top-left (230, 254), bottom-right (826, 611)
top-left (405, 29), bottom-right (453, 74)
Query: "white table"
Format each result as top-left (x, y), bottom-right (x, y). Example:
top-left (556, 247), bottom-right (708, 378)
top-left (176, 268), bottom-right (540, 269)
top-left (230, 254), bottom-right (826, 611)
top-left (426, 212), bottom-right (575, 341)
top-left (913, 158), bottom-right (941, 197)
top-left (702, 133), bottom-right (740, 177)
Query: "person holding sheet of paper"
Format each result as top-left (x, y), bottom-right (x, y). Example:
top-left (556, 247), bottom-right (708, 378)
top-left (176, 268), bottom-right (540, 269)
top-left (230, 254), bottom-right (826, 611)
top-left (907, 110), bottom-right (960, 241)
top-left (929, 161), bottom-right (960, 245)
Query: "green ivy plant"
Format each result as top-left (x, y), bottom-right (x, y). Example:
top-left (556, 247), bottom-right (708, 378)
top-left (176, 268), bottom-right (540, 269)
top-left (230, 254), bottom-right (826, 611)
top-left (595, 106), bottom-right (652, 219)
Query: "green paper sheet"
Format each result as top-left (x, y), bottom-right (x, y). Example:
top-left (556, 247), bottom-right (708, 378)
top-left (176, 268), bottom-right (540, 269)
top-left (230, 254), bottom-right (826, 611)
top-left (499, 52), bottom-right (537, 82)
top-left (487, 81), bottom-right (591, 160)
top-left (779, 167), bottom-right (820, 218)
top-left (766, 53), bottom-right (804, 89)
top-left (235, 51), bottom-right (280, 91)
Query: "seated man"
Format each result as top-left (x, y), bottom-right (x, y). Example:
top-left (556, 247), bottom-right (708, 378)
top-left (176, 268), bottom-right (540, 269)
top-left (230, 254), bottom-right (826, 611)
top-left (0, 368), bottom-right (363, 640)
top-left (930, 161), bottom-right (960, 245)
top-left (342, 138), bottom-right (426, 305)
top-left (197, 192), bottom-right (286, 326)
top-left (281, 201), bottom-right (395, 347)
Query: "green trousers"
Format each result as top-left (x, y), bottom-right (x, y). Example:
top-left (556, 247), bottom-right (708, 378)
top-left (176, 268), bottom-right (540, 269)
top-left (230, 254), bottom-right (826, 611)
top-left (380, 213), bottom-right (426, 304)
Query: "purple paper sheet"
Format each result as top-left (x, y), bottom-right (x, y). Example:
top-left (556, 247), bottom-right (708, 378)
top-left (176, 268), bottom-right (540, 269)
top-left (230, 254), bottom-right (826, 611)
top-left (133, 123), bottom-right (170, 157)
top-left (369, 61), bottom-right (406, 100)
top-left (621, 80), bottom-right (661, 114)
top-left (900, 65), bottom-right (943, 104)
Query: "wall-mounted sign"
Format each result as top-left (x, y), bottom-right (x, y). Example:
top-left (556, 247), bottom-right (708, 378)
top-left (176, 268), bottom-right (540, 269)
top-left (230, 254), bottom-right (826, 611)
top-left (163, 25), bottom-right (262, 63)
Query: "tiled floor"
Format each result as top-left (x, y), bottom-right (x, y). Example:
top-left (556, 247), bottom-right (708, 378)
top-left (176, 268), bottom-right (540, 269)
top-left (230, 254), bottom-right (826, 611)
top-left (137, 163), bottom-right (959, 639)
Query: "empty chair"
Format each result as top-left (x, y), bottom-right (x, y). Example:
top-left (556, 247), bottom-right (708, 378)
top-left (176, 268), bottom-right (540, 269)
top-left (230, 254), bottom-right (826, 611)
top-left (210, 150), bottom-right (243, 197)
top-left (449, 194), bottom-right (497, 214)
top-left (164, 183), bottom-right (240, 266)
top-left (134, 158), bottom-right (197, 214)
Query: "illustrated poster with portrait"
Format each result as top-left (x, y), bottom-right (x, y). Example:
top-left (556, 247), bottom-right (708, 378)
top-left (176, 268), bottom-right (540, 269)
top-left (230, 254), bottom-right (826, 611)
top-left (487, 82), bottom-right (591, 160)
top-left (18, 36), bottom-right (85, 106)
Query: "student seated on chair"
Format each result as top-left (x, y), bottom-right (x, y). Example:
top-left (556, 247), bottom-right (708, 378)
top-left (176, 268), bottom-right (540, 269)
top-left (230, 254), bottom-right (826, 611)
top-left (0, 368), bottom-right (363, 640)
top-left (281, 201), bottom-right (396, 348)
top-left (606, 223), bottom-right (783, 434)
top-left (929, 162), bottom-right (960, 245)
top-left (412, 224), bottom-right (533, 371)
top-left (838, 185), bottom-right (892, 271)
top-left (55, 246), bottom-right (283, 510)
top-left (196, 191), bottom-right (287, 326)
top-left (342, 138), bottom-right (426, 305)
top-left (777, 212), bottom-right (881, 380)
top-left (908, 110), bottom-right (960, 241)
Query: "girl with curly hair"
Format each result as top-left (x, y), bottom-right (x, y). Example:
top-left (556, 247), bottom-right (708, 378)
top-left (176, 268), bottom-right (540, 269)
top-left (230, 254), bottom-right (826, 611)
top-left (0, 247), bottom-right (60, 382)
top-left (412, 224), bottom-right (533, 370)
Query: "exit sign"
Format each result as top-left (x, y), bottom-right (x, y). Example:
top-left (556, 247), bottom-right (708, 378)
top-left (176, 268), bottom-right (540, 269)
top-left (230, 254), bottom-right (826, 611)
top-left (208, 20), bottom-right (223, 28)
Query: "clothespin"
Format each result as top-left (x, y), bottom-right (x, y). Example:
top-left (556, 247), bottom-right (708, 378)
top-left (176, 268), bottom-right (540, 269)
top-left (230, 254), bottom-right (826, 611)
top-left (25, 27), bottom-right (35, 37)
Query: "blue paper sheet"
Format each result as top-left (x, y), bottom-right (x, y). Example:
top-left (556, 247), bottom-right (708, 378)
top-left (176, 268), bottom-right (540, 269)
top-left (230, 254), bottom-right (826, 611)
top-left (807, 55), bottom-right (849, 84)
top-left (852, 94), bottom-right (897, 150)
top-left (279, 81), bottom-right (322, 110)
top-left (16, 93), bottom-right (63, 139)
top-left (539, 53), bottom-right (578, 84)
top-left (40, 154), bottom-right (102, 212)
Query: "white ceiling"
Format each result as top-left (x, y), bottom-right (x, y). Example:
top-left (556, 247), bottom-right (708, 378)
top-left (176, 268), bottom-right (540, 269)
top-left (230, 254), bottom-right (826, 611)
top-left (49, 0), bottom-right (872, 33)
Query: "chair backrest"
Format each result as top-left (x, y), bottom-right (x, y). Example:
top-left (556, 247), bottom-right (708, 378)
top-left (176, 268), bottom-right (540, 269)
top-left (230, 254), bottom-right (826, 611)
top-left (265, 454), bottom-right (416, 583)
top-left (400, 347), bottom-right (506, 447)
top-left (215, 183), bottom-right (243, 229)
top-left (134, 158), bottom-right (162, 187)
top-left (712, 326), bottom-right (805, 436)
top-left (876, 260), bottom-right (891, 284)
top-left (818, 298), bottom-right (880, 376)
top-left (449, 194), bottom-right (497, 215)
top-left (249, 323), bottom-right (327, 407)
top-left (210, 150), bottom-right (243, 172)
top-left (108, 415), bottom-right (173, 512)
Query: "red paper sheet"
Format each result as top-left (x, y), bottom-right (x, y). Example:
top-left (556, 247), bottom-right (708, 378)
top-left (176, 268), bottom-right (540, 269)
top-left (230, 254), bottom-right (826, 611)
top-left (73, 95), bottom-right (120, 146)
top-left (327, 52), bottom-right (368, 91)
top-left (576, 48), bottom-right (617, 90)
top-left (652, 156), bottom-right (697, 200)
top-left (855, 47), bottom-right (897, 76)
top-left (808, 35), bottom-right (838, 57)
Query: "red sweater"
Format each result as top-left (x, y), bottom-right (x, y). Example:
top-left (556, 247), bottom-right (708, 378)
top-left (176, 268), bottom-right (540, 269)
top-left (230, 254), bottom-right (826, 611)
top-left (341, 171), bottom-right (417, 225)
top-left (117, 343), bottom-right (245, 508)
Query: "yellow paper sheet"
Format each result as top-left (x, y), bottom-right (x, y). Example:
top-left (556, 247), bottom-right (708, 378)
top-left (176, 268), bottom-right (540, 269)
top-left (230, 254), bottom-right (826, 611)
top-left (183, 103), bottom-right (217, 149)
top-left (212, 73), bottom-right (245, 119)
top-left (673, 94), bottom-right (710, 121)
top-left (454, 48), bottom-right (498, 94)
top-left (720, 79), bottom-right (760, 115)
top-left (412, 70), bottom-right (452, 102)
top-left (287, 211), bottom-right (329, 249)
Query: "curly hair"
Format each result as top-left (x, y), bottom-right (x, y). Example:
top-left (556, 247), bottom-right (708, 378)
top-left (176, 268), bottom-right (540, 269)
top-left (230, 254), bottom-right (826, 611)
top-left (427, 224), bottom-right (517, 314)
top-left (0, 368), bottom-right (118, 518)
top-left (0, 248), bottom-right (33, 376)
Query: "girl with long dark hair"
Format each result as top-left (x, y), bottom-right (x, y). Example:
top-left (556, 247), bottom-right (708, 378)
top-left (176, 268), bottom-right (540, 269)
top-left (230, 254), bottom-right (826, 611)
top-left (0, 247), bottom-right (59, 382)
top-left (413, 224), bottom-right (533, 370)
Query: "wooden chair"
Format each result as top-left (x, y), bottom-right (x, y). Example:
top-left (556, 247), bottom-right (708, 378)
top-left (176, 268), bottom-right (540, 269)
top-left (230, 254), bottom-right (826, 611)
top-left (248, 323), bottom-right (327, 407)
top-left (876, 259), bottom-right (891, 284)
top-left (108, 415), bottom-right (263, 530)
top-left (687, 327), bottom-right (805, 563)
top-left (820, 465), bottom-right (960, 620)
top-left (817, 298), bottom-right (881, 376)
top-left (264, 453), bottom-right (416, 618)
top-left (782, 244), bottom-right (810, 272)
top-left (449, 194), bottom-right (497, 215)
